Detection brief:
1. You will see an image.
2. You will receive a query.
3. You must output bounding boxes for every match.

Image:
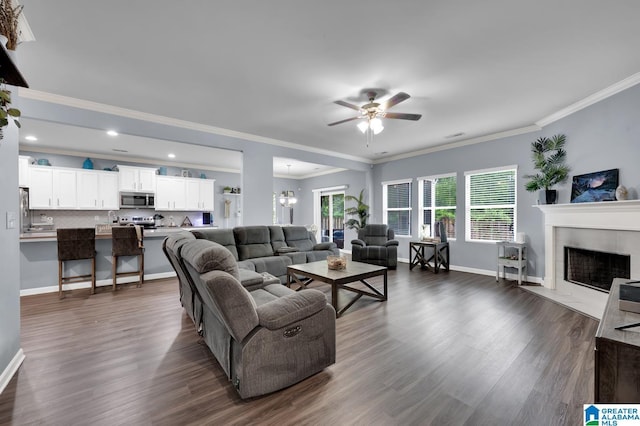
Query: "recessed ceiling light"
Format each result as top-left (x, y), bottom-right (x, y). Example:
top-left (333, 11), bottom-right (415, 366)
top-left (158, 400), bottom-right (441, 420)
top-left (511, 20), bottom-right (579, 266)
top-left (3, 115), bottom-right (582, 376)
top-left (168, 153), bottom-right (176, 159)
top-left (25, 135), bottom-right (38, 141)
top-left (107, 130), bottom-right (118, 137)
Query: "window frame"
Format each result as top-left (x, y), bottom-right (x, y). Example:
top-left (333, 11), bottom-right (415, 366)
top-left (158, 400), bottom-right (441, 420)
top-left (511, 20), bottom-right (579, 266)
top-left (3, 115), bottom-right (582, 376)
top-left (465, 165), bottom-right (518, 243)
top-left (418, 172), bottom-right (457, 240)
top-left (382, 178), bottom-right (413, 237)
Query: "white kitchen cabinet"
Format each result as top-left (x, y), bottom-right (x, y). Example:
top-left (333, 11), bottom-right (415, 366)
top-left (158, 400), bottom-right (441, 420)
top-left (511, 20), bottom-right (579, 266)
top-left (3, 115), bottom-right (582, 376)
top-left (157, 176), bottom-right (215, 211)
top-left (28, 166), bottom-right (77, 209)
top-left (77, 170), bottom-right (119, 210)
top-left (117, 165), bottom-right (157, 193)
top-left (156, 176), bottom-right (186, 210)
top-left (18, 156), bottom-right (31, 187)
top-left (185, 178), bottom-right (215, 211)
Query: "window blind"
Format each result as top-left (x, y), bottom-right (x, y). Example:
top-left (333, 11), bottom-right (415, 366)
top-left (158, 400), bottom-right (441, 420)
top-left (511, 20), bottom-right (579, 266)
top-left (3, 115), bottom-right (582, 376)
top-left (466, 168), bottom-right (516, 242)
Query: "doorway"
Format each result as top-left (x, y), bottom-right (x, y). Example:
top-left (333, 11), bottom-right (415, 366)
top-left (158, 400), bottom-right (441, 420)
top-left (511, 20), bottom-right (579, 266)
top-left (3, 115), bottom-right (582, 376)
top-left (320, 192), bottom-right (344, 249)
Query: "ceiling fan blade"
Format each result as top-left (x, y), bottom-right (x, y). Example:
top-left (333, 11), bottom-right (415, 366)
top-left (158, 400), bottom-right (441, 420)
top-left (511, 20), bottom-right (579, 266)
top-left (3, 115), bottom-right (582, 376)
top-left (382, 92), bottom-right (410, 110)
top-left (328, 116), bottom-right (361, 126)
top-left (334, 100), bottom-right (362, 111)
top-left (384, 112), bottom-right (422, 121)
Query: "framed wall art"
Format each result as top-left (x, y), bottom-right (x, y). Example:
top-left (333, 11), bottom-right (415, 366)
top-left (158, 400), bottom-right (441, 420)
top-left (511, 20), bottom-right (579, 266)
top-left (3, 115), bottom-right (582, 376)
top-left (570, 168), bottom-right (619, 203)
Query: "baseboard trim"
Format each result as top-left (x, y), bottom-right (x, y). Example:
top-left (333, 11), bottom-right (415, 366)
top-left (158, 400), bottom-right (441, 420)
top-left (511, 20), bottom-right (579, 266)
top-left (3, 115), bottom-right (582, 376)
top-left (398, 257), bottom-right (543, 284)
top-left (0, 348), bottom-right (25, 395)
top-left (20, 271), bottom-right (177, 297)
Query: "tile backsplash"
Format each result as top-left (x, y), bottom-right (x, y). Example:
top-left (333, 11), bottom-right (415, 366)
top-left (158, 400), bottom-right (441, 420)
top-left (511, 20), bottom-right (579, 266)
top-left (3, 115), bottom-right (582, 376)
top-left (29, 209), bottom-right (214, 229)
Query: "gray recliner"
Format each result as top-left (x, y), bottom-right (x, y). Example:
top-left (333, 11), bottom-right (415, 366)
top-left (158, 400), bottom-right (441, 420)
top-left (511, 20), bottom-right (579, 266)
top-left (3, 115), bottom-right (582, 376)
top-left (351, 224), bottom-right (399, 269)
top-left (178, 239), bottom-right (336, 399)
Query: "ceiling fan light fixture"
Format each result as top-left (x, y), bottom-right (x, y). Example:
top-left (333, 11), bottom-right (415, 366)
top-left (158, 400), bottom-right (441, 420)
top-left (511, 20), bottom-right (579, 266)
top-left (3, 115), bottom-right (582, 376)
top-left (357, 120), bottom-right (369, 133)
top-left (370, 118), bottom-right (384, 135)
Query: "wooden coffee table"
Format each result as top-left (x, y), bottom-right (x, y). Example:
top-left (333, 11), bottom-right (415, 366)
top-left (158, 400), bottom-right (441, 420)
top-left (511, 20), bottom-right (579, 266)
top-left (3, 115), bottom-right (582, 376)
top-left (287, 260), bottom-right (387, 318)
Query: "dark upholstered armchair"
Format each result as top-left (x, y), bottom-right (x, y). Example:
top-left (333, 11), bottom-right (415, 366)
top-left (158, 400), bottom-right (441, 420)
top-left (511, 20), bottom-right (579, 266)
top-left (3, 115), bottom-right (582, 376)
top-left (351, 224), bottom-right (399, 269)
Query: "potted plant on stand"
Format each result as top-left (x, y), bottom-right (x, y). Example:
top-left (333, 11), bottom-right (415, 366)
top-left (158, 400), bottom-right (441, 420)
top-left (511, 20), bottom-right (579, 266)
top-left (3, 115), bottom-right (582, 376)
top-left (524, 134), bottom-right (570, 204)
top-left (344, 189), bottom-right (370, 230)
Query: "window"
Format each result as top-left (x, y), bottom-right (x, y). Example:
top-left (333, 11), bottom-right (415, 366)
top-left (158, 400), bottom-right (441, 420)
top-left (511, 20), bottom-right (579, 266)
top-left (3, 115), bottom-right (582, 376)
top-left (383, 180), bottom-right (412, 236)
top-left (419, 174), bottom-right (456, 239)
top-left (465, 166), bottom-right (517, 242)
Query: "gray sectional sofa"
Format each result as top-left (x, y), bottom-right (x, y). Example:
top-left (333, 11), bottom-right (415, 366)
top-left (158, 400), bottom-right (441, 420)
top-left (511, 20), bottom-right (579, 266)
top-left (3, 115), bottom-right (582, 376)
top-left (162, 226), bottom-right (338, 399)
top-left (192, 225), bottom-right (340, 283)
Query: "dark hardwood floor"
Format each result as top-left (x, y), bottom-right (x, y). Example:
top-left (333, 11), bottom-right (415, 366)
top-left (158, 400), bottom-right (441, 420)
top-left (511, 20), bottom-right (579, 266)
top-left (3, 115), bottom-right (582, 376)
top-left (0, 266), bottom-right (597, 425)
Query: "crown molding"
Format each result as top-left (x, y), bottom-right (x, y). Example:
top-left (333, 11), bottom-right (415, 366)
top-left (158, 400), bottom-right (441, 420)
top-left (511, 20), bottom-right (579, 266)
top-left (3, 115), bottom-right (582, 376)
top-left (373, 125), bottom-right (541, 164)
top-left (18, 89), bottom-right (373, 164)
top-left (536, 72), bottom-right (640, 127)
top-left (274, 167), bottom-right (347, 180)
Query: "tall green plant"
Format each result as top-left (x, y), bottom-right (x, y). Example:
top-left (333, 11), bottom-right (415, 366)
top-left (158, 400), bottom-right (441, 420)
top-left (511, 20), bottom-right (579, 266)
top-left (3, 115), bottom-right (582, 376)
top-left (524, 134), bottom-right (570, 192)
top-left (344, 189), bottom-right (369, 230)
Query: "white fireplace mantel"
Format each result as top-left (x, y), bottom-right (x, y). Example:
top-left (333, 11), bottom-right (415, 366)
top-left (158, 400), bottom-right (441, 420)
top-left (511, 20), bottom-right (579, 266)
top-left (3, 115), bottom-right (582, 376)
top-left (535, 199), bottom-right (640, 289)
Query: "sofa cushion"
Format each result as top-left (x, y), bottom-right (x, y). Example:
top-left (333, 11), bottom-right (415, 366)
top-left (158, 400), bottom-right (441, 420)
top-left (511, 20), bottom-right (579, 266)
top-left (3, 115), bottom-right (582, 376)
top-left (195, 269), bottom-right (258, 342)
top-left (181, 240), bottom-right (240, 281)
top-left (249, 255), bottom-right (292, 278)
top-left (192, 228), bottom-right (239, 260)
top-left (269, 226), bottom-right (288, 252)
top-left (249, 288), bottom-right (280, 307)
top-left (282, 226), bottom-right (315, 252)
top-left (234, 226), bottom-right (274, 260)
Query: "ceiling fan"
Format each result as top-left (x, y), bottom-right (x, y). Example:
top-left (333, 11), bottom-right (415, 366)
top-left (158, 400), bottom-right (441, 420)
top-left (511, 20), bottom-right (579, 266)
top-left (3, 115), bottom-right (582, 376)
top-left (328, 91), bottom-right (422, 135)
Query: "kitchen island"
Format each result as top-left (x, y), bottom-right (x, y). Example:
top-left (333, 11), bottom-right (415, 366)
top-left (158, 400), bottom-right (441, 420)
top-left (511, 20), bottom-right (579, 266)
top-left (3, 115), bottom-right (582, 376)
top-left (19, 226), bottom-right (217, 295)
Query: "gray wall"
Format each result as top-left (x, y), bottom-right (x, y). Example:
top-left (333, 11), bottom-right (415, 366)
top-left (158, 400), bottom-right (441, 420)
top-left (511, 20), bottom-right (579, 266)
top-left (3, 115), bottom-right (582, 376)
top-left (0, 105), bottom-right (21, 379)
top-left (373, 82), bottom-right (640, 278)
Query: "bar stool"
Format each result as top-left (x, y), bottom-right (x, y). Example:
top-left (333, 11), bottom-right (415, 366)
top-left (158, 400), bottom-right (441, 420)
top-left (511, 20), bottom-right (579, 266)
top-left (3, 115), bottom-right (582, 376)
top-left (57, 228), bottom-right (96, 298)
top-left (112, 225), bottom-right (144, 290)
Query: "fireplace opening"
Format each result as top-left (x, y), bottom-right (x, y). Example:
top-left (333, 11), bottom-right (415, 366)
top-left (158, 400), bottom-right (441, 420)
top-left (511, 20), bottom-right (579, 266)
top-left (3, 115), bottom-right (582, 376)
top-left (564, 246), bottom-right (630, 293)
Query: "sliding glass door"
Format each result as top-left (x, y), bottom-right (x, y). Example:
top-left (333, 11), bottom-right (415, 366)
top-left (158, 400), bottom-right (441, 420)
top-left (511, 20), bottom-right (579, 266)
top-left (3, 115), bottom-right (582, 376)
top-left (320, 192), bottom-right (344, 249)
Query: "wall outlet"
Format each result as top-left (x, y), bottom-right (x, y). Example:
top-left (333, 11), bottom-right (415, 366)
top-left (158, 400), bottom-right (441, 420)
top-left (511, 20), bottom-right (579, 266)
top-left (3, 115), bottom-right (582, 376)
top-left (6, 211), bottom-right (16, 229)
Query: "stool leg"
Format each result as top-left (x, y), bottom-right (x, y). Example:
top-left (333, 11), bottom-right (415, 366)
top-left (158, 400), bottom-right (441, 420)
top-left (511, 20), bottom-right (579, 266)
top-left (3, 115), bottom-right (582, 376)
top-left (112, 255), bottom-right (117, 291)
top-left (140, 253), bottom-right (144, 286)
top-left (58, 260), bottom-right (63, 299)
top-left (137, 254), bottom-right (143, 287)
top-left (91, 257), bottom-right (96, 294)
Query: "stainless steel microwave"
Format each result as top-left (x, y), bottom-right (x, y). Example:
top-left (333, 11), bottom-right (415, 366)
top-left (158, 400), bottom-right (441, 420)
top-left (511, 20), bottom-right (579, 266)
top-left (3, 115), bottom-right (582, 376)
top-left (120, 192), bottom-right (155, 208)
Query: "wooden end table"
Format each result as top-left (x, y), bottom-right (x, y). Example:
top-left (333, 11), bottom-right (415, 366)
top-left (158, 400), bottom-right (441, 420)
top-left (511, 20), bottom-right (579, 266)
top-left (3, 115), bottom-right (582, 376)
top-left (409, 240), bottom-right (450, 273)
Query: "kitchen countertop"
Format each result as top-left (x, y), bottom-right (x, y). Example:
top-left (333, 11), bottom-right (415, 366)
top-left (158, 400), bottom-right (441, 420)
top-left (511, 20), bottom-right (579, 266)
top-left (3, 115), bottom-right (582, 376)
top-left (20, 226), bottom-right (219, 242)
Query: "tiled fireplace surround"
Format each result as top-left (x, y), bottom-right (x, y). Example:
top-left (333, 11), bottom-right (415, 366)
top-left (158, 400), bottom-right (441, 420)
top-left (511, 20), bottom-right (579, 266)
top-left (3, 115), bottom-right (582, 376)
top-left (532, 200), bottom-right (640, 319)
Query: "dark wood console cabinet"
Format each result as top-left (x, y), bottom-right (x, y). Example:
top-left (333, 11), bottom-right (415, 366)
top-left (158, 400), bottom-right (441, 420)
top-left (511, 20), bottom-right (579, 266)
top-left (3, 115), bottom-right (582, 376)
top-left (594, 278), bottom-right (640, 402)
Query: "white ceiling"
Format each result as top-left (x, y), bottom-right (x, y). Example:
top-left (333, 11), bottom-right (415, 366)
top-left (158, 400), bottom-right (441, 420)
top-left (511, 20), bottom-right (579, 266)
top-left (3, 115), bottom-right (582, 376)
top-left (16, 1), bottom-right (640, 162)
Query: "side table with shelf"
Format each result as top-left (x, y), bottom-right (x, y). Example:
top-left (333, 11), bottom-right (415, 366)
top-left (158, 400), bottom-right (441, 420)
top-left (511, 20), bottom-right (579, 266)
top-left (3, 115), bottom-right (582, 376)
top-left (496, 241), bottom-right (526, 285)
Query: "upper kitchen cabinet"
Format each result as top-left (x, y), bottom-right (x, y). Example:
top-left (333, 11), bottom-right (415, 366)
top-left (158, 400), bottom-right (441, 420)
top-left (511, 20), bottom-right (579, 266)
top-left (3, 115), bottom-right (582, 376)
top-left (77, 170), bottom-right (119, 210)
top-left (157, 176), bottom-right (215, 211)
top-left (156, 176), bottom-right (186, 210)
top-left (117, 165), bottom-right (157, 193)
top-left (29, 166), bottom-right (77, 209)
top-left (185, 178), bottom-right (215, 211)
